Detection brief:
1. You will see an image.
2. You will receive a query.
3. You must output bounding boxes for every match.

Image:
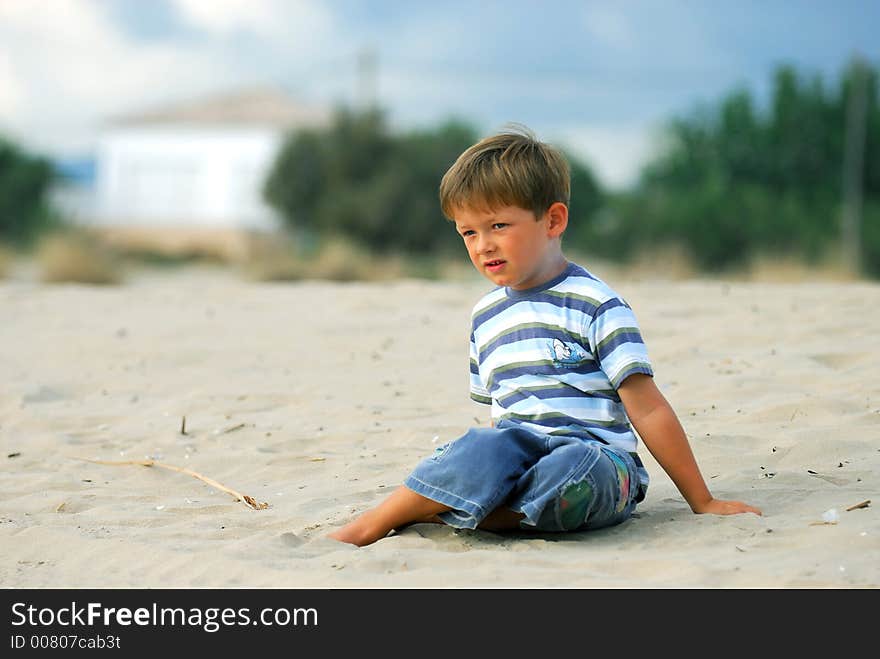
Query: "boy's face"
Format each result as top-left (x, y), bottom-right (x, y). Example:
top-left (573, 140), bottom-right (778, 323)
top-left (454, 203), bottom-right (568, 291)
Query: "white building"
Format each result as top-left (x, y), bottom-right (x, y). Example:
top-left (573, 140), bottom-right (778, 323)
top-left (89, 87), bottom-right (331, 257)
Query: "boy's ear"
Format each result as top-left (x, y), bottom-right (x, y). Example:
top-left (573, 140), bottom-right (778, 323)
top-left (544, 202), bottom-right (568, 237)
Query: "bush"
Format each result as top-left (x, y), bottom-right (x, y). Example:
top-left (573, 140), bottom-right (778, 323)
top-left (0, 137), bottom-right (60, 246)
top-left (862, 201), bottom-right (880, 278)
top-left (0, 243), bottom-right (13, 279)
top-left (37, 231), bottom-right (123, 285)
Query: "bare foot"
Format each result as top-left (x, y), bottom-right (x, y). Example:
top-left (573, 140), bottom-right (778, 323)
top-left (327, 525), bottom-right (362, 546)
top-left (326, 486), bottom-right (453, 546)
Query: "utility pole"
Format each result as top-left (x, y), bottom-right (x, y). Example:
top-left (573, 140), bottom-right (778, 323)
top-left (841, 54), bottom-right (868, 276)
top-left (356, 47), bottom-right (378, 111)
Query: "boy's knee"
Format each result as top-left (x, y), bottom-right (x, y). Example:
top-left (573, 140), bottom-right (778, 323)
top-left (548, 436), bottom-right (601, 469)
top-left (558, 477), bottom-right (595, 531)
top-left (455, 426), bottom-right (522, 460)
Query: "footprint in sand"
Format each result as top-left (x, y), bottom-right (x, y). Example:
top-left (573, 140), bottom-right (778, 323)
top-left (280, 532), bottom-right (305, 548)
top-left (809, 352), bottom-right (868, 370)
top-left (21, 385), bottom-right (66, 405)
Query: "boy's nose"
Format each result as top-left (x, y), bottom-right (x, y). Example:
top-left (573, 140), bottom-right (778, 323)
top-left (476, 234), bottom-right (495, 254)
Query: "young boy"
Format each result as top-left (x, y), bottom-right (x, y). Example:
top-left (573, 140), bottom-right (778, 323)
top-left (329, 127), bottom-right (761, 547)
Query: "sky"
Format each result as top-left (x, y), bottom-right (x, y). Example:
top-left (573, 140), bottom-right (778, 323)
top-left (1, 0), bottom-right (878, 190)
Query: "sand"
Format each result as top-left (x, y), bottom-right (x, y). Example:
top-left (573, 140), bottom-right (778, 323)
top-left (1, 264), bottom-right (877, 588)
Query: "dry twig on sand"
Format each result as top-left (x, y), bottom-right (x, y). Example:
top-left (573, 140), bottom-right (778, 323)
top-left (76, 458), bottom-right (269, 510)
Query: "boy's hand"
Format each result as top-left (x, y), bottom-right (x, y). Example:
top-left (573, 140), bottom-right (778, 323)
top-left (617, 375), bottom-right (763, 519)
top-left (692, 498), bottom-right (762, 516)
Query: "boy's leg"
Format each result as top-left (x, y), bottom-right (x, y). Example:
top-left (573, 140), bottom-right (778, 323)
top-left (329, 425), bottom-right (541, 546)
top-left (506, 439), bottom-right (639, 532)
top-left (327, 485), bottom-right (452, 547)
top-left (395, 505), bottom-right (526, 533)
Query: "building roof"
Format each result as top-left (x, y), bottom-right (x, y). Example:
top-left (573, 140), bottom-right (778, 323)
top-left (109, 86), bottom-right (332, 129)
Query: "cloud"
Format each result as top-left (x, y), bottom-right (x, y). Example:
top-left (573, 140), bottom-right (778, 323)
top-left (0, 0), bottom-right (338, 156)
top-left (172, 0), bottom-right (279, 35)
top-left (2, 0), bottom-right (874, 169)
top-left (581, 5), bottom-right (636, 51)
top-left (0, 1), bottom-right (228, 154)
top-left (0, 51), bottom-right (26, 125)
top-left (170, 0), bottom-right (335, 52)
top-left (549, 122), bottom-right (663, 190)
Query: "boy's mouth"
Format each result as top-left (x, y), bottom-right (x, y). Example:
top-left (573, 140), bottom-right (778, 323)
top-left (483, 259), bottom-right (506, 272)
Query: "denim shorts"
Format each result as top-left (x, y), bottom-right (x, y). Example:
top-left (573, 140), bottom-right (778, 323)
top-left (404, 422), bottom-right (643, 533)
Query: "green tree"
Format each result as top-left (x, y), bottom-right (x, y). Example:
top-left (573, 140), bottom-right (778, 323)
top-left (265, 108), bottom-right (476, 254)
top-left (0, 137), bottom-right (58, 246)
top-left (610, 60), bottom-right (879, 274)
top-left (265, 109), bottom-right (605, 257)
top-left (562, 152), bottom-right (604, 251)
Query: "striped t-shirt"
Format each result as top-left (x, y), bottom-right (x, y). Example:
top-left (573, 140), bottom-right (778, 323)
top-left (469, 261), bottom-right (653, 496)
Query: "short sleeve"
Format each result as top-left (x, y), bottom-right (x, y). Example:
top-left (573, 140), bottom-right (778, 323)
top-left (586, 297), bottom-right (653, 389)
top-left (469, 329), bottom-right (492, 405)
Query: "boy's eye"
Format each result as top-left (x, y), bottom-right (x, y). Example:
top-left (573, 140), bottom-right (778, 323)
top-left (492, 223), bottom-right (507, 230)
top-left (460, 230), bottom-right (475, 237)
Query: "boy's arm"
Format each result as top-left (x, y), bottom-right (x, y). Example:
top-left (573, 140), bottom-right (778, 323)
top-left (617, 374), bottom-right (762, 516)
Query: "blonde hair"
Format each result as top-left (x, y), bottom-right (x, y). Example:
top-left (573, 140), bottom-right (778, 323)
top-left (439, 124), bottom-right (570, 220)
